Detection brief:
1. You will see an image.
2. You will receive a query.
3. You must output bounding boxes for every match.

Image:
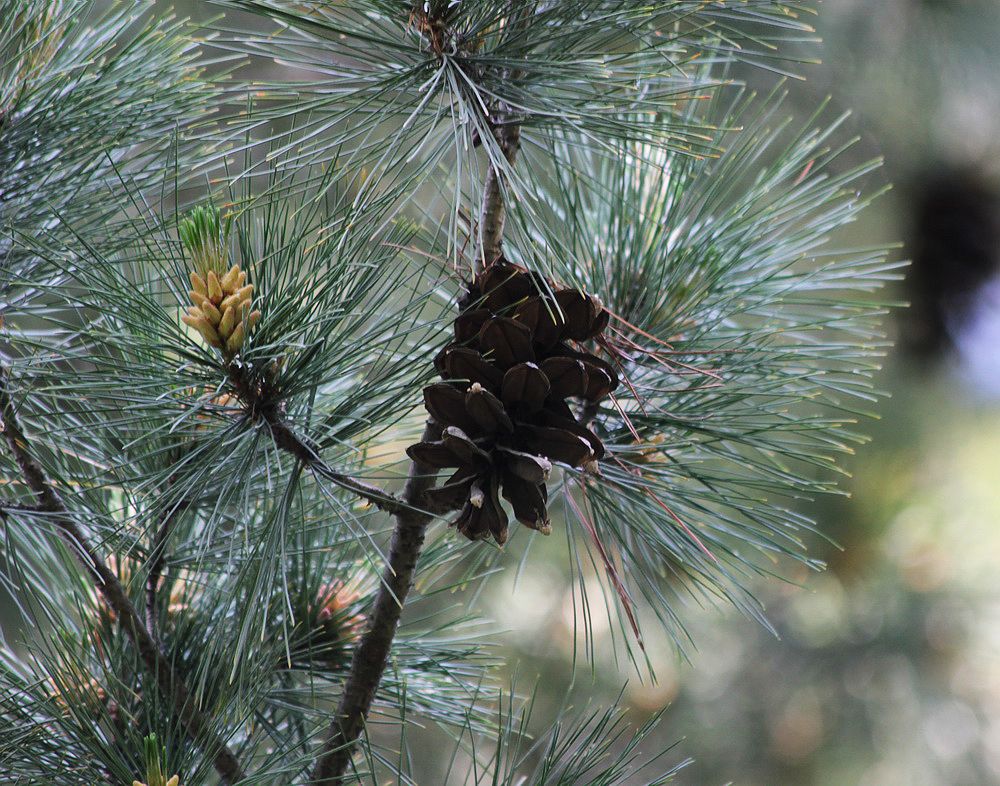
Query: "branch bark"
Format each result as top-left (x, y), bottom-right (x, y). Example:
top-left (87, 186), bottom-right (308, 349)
top-left (0, 365), bottom-right (246, 785)
top-left (309, 107), bottom-right (522, 786)
top-left (309, 421), bottom-right (438, 785)
top-left (478, 120), bottom-right (522, 271)
top-left (268, 417), bottom-right (409, 516)
top-left (226, 363), bottom-right (408, 516)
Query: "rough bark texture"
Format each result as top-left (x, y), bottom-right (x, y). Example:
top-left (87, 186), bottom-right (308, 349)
top-left (310, 105), bottom-right (522, 786)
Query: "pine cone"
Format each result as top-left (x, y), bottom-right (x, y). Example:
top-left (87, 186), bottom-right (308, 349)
top-left (408, 258), bottom-right (617, 544)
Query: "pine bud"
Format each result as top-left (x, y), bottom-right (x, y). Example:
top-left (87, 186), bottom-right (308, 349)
top-left (224, 321), bottom-right (245, 354)
top-left (220, 264), bottom-right (241, 292)
top-left (206, 270), bottom-right (223, 303)
top-left (315, 581), bottom-right (365, 640)
top-left (134, 734), bottom-right (180, 786)
top-left (178, 206), bottom-right (229, 277)
top-left (178, 206), bottom-right (260, 357)
top-left (627, 433), bottom-right (667, 464)
top-left (218, 305), bottom-right (236, 339)
top-left (290, 581), bottom-right (365, 666)
top-left (189, 272), bottom-right (207, 297)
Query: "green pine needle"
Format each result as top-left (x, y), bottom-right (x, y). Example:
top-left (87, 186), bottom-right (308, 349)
top-left (178, 206), bottom-right (232, 276)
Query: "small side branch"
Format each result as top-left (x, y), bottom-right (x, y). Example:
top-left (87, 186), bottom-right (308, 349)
top-left (226, 364), bottom-right (408, 516)
top-left (0, 366), bottom-right (246, 785)
top-left (267, 418), bottom-right (408, 516)
top-left (0, 502), bottom-right (44, 517)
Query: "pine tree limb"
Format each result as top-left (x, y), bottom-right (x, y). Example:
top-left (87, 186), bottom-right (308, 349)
top-left (309, 421), bottom-right (439, 785)
top-left (310, 111), bottom-right (524, 784)
top-left (478, 120), bottom-right (522, 271)
top-left (268, 418), bottom-right (409, 516)
top-left (0, 364), bottom-right (247, 785)
top-left (224, 363), bottom-right (408, 516)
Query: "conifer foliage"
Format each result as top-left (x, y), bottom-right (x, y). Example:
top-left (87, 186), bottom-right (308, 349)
top-left (0, 2), bottom-right (896, 784)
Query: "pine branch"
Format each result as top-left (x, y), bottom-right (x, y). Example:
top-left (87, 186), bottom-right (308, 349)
top-left (225, 362), bottom-right (408, 515)
top-left (479, 121), bottom-right (522, 269)
top-left (269, 418), bottom-right (408, 515)
top-left (310, 99), bottom-right (524, 781)
top-left (310, 421), bottom-right (439, 785)
top-left (0, 364), bottom-right (247, 785)
top-left (0, 502), bottom-right (44, 516)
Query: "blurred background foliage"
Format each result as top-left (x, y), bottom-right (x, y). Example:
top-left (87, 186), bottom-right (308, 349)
top-left (10, 0), bottom-right (1000, 783)
top-left (592, 1), bottom-right (1000, 783)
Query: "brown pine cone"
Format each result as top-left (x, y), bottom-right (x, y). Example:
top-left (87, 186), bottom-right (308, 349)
top-left (410, 258), bottom-right (617, 545)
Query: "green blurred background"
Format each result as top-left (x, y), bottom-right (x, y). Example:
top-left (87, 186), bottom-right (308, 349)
top-left (558, 2), bottom-right (1000, 783)
top-left (152, 1), bottom-right (1000, 783)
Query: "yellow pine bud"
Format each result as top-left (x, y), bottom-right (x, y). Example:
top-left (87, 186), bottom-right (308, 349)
top-left (225, 322), bottom-right (245, 354)
top-left (189, 272), bottom-right (207, 297)
top-left (198, 298), bottom-right (222, 325)
top-left (220, 264), bottom-right (241, 293)
top-left (181, 311), bottom-right (205, 334)
top-left (219, 284), bottom-right (253, 314)
top-left (183, 261), bottom-right (258, 355)
top-left (181, 314), bottom-right (223, 348)
top-left (218, 305), bottom-right (237, 339)
top-left (203, 328), bottom-right (225, 350)
top-left (206, 270), bottom-right (223, 302)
